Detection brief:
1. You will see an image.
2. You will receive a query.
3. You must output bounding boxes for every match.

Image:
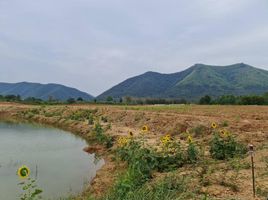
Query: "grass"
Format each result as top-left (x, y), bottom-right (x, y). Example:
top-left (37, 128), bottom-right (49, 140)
top-left (97, 175), bottom-right (199, 200)
top-left (122, 104), bottom-right (193, 112)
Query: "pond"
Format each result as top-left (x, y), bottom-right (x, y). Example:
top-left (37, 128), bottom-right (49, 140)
top-left (0, 121), bottom-right (103, 200)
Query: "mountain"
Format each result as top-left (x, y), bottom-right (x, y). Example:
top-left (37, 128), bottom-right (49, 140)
top-left (0, 82), bottom-right (94, 101)
top-left (98, 63), bottom-right (268, 101)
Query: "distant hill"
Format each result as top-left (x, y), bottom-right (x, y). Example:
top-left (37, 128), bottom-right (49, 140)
top-left (0, 82), bottom-right (94, 101)
top-left (98, 63), bottom-right (268, 101)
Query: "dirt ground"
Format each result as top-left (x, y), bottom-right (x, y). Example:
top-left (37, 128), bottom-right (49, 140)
top-left (0, 103), bottom-right (268, 200)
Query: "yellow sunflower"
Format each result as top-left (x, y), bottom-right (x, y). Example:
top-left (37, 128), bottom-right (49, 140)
top-left (17, 165), bottom-right (30, 179)
top-left (211, 122), bottom-right (217, 129)
top-left (223, 130), bottom-right (231, 137)
top-left (161, 134), bottom-right (171, 145)
top-left (165, 134), bottom-right (171, 140)
top-left (141, 125), bottom-right (149, 133)
top-left (117, 136), bottom-right (129, 147)
top-left (187, 135), bottom-right (193, 143)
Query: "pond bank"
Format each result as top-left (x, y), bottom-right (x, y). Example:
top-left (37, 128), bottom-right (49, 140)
top-left (0, 104), bottom-right (121, 199)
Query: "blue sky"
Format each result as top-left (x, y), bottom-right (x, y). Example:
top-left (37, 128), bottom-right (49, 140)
top-left (0, 0), bottom-right (268, 96)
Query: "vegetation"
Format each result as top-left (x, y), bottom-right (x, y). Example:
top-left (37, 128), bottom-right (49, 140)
top-left (92, 122), bottom-right (114, 148)
top-left (0, 82), bottom-right (93, 101)
top-left (105, 134), bottom-right (200, 200)
top-left (209, 133), bottom-right (247, 160)
top-left (199, 93), bottom-right (268, 105)
top-left (98, 63), bottom-right (268, 101)
top-left (18, 178), bottom-right (43, 200)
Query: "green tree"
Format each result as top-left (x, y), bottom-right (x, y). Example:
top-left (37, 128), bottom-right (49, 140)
top-left (199, 95), bottom-right (211, 105)
top-left (106, 96), bottom-right (113, 102)
top-left (67, 98), bottom-right (76, 104)
top-left (77, 97), bottom-right (83, 101)
top-left (125, 96), bottom-right (132, 104)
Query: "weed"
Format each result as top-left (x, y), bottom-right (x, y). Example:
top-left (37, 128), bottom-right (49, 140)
top-left (186, 143), bottom-right (199, 164)
top-left (190, 125), bottom-right (207, 137)
top-left (18, 178), bottom-right (43, 200)
top-left (221, 120), bottom-right (229, 127)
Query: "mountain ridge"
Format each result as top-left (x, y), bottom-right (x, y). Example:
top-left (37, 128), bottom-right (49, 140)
top-left (0, 82), bottom-right (94, 101)
top-left (98, 63), bottom-right (268, 101)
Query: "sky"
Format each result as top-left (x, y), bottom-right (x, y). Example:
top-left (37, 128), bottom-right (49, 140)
top-left (0, 0), bottom-right (268, 96)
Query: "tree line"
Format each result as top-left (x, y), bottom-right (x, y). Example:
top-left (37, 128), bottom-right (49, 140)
top-left (199, 93), bottom-right (268, 105)
top-left (1, 93), bottom-right (268, 105)
top-left (0, 95), bottom-right (85, 105)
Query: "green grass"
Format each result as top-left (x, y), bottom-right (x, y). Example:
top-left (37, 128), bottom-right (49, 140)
top-left (97, 174), bottom-right (208, 200)
top-left (122, 104), bottom-right (193, 112)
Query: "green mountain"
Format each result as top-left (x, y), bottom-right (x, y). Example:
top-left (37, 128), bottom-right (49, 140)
top-left (0, 82), bottom-right (94, 101)
top-left (98, 63), bottom-right (268, 101)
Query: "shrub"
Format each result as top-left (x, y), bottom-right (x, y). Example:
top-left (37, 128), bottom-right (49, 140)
top-left (92, 122), bottom-right (114, 148)
top-left (209, 133), bottom-right (247, 160)
top-left (156, 140), bottom-right (184, 172)
top-left (117, 140), bottom-right (158, 179)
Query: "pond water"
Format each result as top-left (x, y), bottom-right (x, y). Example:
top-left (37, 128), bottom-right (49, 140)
top-left (0, 121), bottom-right (103, 200)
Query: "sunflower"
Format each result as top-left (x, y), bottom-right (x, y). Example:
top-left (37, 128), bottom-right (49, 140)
top-left (211, 122), bottom-right (217, 129)
top-left (223, 130), bottom-right (231, 137)
top-left (220, 129), bottom-right (225, 135)
top-left (187, 135), bottom-right (193, 143)
top-left (161, 134), bottom-right (171, 145)
top-left (165, 134), bottom-right (171, 140)
top-left (117, 136), bottom-right (129, 147)
top-left (141, 125), bottom-right (149, 133)
top-left (17, 165), bottom-right (30, 179)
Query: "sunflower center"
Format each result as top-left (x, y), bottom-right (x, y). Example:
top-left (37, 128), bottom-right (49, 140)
top-left (20, 168), bottom-right (28, 177)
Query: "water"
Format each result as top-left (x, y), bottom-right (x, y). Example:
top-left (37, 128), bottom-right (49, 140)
top-left (0, 122), bottom-right (104, 200)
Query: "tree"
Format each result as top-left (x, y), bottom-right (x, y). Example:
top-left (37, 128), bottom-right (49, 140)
top-left (199, 95), bottom-right (211, 105)
top-left (67, 98), bottom-right (76, 104)
top-left (216, 95), bottom-right (236, 105)
top-left (106, 96), bottom-right (113, 102)
top-left (77, 97), bottom-right (83, 101)
top-left (124, 96), bottom-right (132, 104)
top-left (5, 95), bottom-right (18, 102)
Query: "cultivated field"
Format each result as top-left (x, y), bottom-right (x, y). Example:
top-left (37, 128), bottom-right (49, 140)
top-left (0, 103), bottom-right (268, 200)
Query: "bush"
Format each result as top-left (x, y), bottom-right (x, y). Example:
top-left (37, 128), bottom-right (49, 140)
top-left (92, 122), bottom-right (114, 148)
top-left (117, 140), bottom-right (158, 179)
top-left (156, 140), bottom-right (184, 172)
top-left (209, 133), bottom-right (247, 160)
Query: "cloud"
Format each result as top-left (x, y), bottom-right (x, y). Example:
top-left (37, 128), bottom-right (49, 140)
top-left (0, 0), bottom-right (267, 96)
